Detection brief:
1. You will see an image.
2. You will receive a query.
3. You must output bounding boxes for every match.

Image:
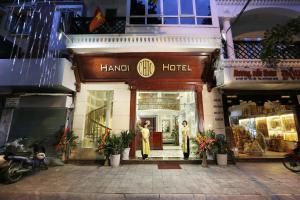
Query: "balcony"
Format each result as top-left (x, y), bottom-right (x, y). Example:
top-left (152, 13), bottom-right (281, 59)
top-left (223, 41), bottom-right (300, 60)
top-left (69, 17), bottom-right (126, 35)
top-left (216, 40), bottom-right (300, 90)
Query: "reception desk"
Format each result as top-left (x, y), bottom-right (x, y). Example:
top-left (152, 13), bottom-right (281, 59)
top-left (135, 132), bottom-right (163, 150)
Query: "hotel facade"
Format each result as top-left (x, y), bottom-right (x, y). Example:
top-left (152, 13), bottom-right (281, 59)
top-left (0, 0), bottom-right (299, 159)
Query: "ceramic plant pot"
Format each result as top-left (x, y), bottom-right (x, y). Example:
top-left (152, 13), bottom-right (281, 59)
top-left (122, 148), bottom-right (130, 160)
top-left (110, 154), bottom-right (121, 168)
top-left (217, 154), bottom-right (228, 166)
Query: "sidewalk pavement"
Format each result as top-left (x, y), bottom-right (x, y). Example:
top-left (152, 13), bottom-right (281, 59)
top-left (0, 162), bottom-right (299, 200)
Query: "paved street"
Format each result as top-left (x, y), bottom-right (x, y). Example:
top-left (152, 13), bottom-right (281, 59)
top-left (0, 163), bottom-right (299, 200)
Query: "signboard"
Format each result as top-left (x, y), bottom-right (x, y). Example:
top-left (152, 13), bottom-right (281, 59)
top-left (5, 97), bottom-right (20, 108)
top-left (217, 67), bottom-right (300, 87)
top-left (232, 68), bottom-right (300, 81)
top-left (74, 53), bottom-right (205, 82)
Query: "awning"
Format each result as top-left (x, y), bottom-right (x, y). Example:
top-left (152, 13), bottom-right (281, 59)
top-left (0, 58), bottom-right (76, 93)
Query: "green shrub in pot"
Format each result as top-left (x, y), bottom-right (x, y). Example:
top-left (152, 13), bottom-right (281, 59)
top-left (213, 134), bottom-right (229, 166)
top-left (121, 130), bottom-right (135, 160)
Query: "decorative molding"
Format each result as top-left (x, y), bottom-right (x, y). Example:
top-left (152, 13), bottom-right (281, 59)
top-left (66, 34), bottom-right (221, 53)
top-left (215, 0), bottom-right (300, 6)
top-left (221, 59), bottom-right (300, 68)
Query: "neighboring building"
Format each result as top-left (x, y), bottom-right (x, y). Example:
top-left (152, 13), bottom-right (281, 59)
top-left (0, 1), bottom-right (83, 154)
top-left (215, 0), bottom-right (300, 158)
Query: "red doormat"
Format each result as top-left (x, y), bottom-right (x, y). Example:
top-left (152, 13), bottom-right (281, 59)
top-left (157, 164), bottom-right (182, 169)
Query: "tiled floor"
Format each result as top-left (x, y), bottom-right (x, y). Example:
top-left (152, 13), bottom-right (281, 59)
top-left (135, 145), bottom-right (197, 158)
top-left (237, 151), bottom-right (286, 158)
top-left (0, 163), bottom-right (300, 199)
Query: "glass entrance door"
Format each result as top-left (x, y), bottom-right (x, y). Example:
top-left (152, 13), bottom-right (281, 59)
top-left (136, 91), bottom-right (198, 158)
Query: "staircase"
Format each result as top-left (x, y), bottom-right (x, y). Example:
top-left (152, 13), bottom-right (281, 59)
top-left (85, 105), bottom-right (112, 146)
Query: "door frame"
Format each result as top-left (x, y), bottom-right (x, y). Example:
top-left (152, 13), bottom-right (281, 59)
top-left (129, 81), bottom-right (204, 157)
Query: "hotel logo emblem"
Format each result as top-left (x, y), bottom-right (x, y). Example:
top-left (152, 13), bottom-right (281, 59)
top-left (137, 58), bottom-right (155, 78)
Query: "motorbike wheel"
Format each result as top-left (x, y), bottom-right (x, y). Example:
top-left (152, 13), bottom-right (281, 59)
top-left (282, 155), bottom-right (300, 173)
top-left (4, 161), bottom-right (23, 183)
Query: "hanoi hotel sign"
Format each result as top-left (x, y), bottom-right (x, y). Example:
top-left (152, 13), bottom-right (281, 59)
top-left (99, 58), bottom-right (192, 78)
top-left (75, 54), bottom-right (204, 82)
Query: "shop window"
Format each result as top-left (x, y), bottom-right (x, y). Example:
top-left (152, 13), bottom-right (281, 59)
top-left (130, 17), bottom-right (145, 24)
top-left (147, 17), bottom-right (162, 24)
top-left (83, 91), bottom-right (114, 148)
top-left (197, 17), bottom-right (212, 25)
top-left (148, 0), bottom-right (161, 14)
top-left (195, 0), bottom-right (211, 16)
top-left (180, 17), bottom-right (195, 25)
top-left (180, 0), bottom-right (193, 15)
top-left (129, 0), bottom-right (212, 25)
top-left (164, 17), bottom-right (178, 24)
top-left (130, 0), bottom-right (146, 15)
top-left (105, 9), bottom-right (117, 20)
top-left (163, 0), bottom-right (178, 15)
top-left (58, 11), bottom-right (76, 33)
top-left (228, 98), bottom-right (298, 158)
top-left (7, 9), bottom-right (32, 35)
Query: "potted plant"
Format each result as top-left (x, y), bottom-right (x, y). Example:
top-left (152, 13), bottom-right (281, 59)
top-left (120, 130), bottom-right (135, 160)
top-left (213, 134), bottom-right (229, 166)
top-left (171, 125), bottom-right (179, 146)
top-left (193, 130), bottom-right (215, 167)
top-left (55, 129), bottom-right (79, 161)
top-left (103, 134), bottom-right (123, 167)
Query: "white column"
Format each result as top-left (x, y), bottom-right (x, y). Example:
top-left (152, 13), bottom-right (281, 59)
top-left (223, 17), bottom-right (235, 59)
top-left (105, 93), bottom-right (112, 128)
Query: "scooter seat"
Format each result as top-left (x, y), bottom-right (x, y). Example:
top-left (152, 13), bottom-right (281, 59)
top-left (14, 151), bottom-right (32, 156)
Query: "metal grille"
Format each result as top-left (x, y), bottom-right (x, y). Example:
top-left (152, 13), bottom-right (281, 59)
top-left (222, 41), bottom-right (300, 59)
top-left (234, 41), bottom-right (300, 59)
top-left (70, 17), bottom-right (126, 34)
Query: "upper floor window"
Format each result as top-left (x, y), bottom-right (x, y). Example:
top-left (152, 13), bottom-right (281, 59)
top-left (7, 9), bottom-right (32, 35)
top-left (129, 0), bottom-right (212, 25)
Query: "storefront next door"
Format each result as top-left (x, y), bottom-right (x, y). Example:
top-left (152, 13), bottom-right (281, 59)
top-left (222, 91), bottom-right (300, 158)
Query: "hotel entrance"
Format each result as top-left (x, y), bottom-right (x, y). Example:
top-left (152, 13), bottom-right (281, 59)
top-left (135, 91), bottom-right (198, 159)
top-left (72, 53), bottom-right (210, 160)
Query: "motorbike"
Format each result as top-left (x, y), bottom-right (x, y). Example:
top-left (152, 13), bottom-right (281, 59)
top-left (282, 146), bottom-right (300, 173)
top-left (0, 138), bottom-right (48, 183)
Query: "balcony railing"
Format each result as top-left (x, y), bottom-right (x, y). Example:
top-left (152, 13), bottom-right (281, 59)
top-left (223, 41), bottom-right (300, 59)
top-left (69, 17), bottom-right (126, 34)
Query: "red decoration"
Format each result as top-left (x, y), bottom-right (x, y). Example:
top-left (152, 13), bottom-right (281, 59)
top-left (89, 7), bottom-right (105, 33)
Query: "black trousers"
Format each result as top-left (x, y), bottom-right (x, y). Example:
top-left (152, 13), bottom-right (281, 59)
top-left (183, 137), bottom-right (190, 159)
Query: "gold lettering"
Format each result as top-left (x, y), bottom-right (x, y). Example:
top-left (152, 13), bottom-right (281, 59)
top-left (161, 64), bottom-right (192, 72)
top-left (181, 65), bottom-right (186, 71)
top-left (187, 65), bottom-right (191, 71)
top-left (163, 64), bottom-right (169, 71)
top-left (121, 65), bottom-right (127, 71)
top-left (115, 65), bottom-right (121, 71)
top-left (100, 65), bottom-right (107, 72)
top-left (170, 65), bottom-right (175, 71)
top-left (108, 66), bottom-right (114, 72)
